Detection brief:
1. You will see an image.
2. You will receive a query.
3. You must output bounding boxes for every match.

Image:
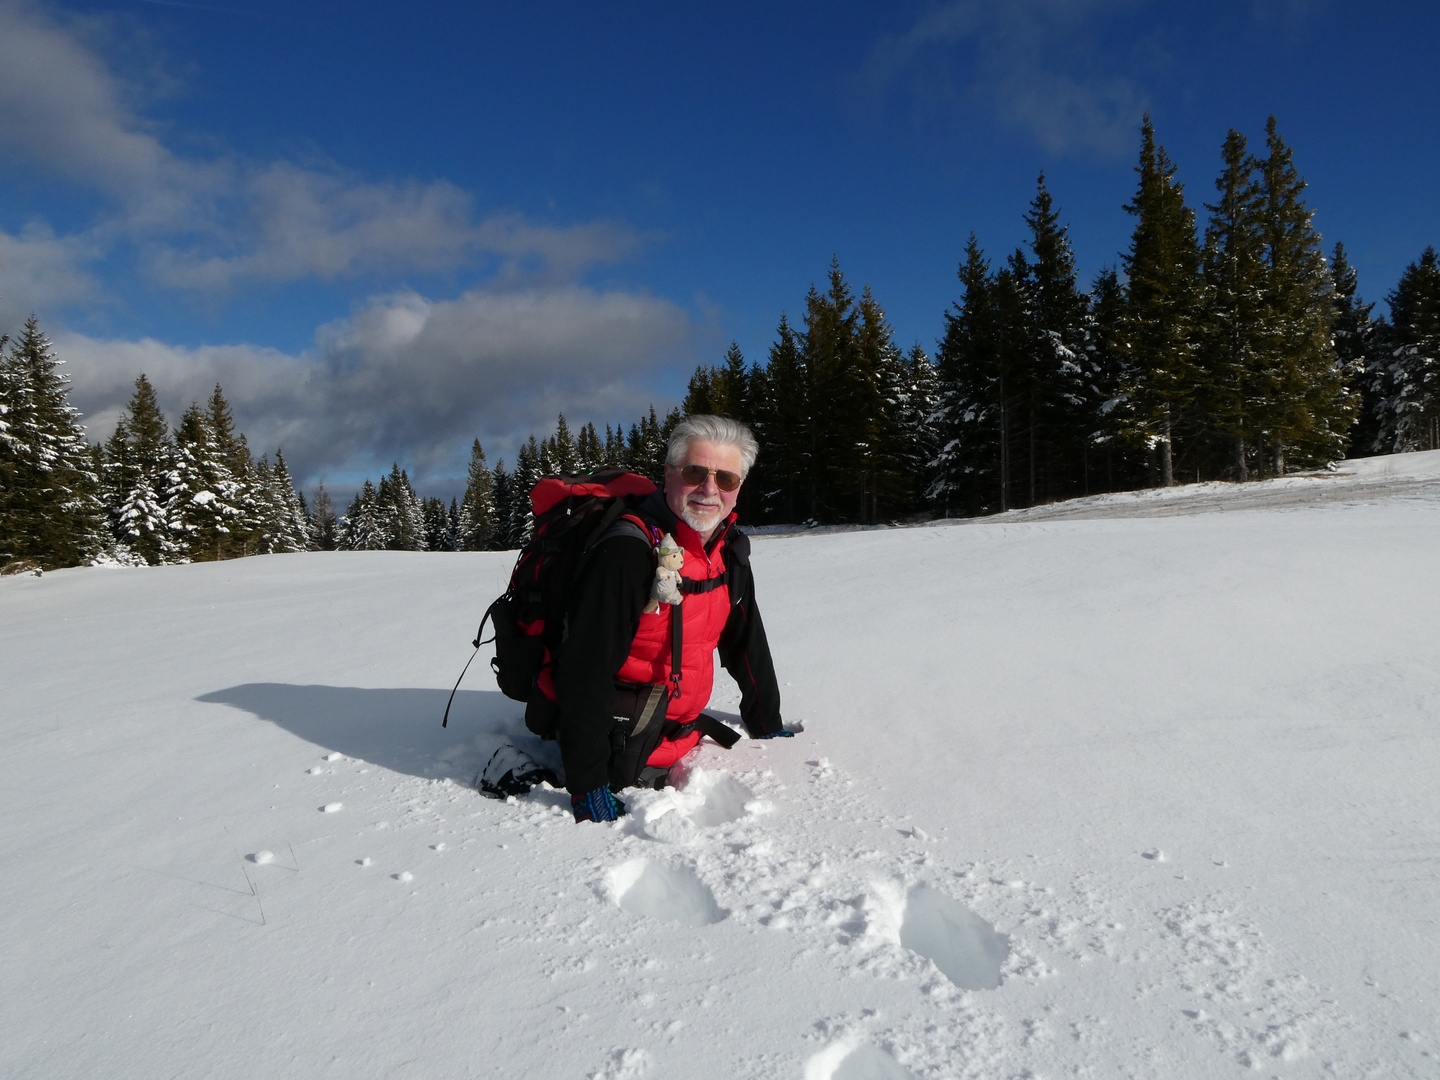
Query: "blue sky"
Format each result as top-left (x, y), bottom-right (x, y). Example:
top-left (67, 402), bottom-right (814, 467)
top-left (1, 0), bottom-right (1437, 497)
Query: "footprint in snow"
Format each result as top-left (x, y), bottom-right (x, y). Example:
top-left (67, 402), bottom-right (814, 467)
top-left (604, 858), bottom-right (725, 926)
top-left (805, 1040), bottom-right (919, 1080)
top-left (869, 882), bottom-right (1009, 990)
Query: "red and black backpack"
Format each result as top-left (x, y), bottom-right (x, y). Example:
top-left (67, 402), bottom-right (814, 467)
top-left (442, 468), bottom-right (660, 733)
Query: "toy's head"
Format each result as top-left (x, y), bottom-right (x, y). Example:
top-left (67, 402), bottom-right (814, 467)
top-left (655, 533), bottom-right (684, 569)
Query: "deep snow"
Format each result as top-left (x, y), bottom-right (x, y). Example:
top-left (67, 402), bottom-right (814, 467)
top-left (3, 452), bottom-right (1439, 1079)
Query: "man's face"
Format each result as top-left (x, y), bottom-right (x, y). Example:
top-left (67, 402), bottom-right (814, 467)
top-left (664, 438), bottom-right (744, 539)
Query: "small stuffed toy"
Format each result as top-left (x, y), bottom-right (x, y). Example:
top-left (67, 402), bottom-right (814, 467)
top-left (644, 533), bottom-right (685, 614)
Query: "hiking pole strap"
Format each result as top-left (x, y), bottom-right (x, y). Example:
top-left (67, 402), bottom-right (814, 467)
top-left (445, 602), bottom-right (499, 728)
top-left (442, 644), bottom-right (481, 729)
top-left (668, 598), bottom-right (683, 700)
top-left (691, 713), bottom-right (742, 749)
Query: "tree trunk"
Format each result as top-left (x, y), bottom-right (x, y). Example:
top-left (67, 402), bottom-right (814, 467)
top-left (1234, 435), bottom-right (1249, 482)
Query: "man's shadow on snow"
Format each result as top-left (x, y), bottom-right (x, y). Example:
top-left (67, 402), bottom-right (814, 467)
top-left (195, 683), bottom-right (557, 785)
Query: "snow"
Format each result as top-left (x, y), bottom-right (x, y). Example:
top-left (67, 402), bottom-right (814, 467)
top-left (4, 452), bottom-right (1440, 1078)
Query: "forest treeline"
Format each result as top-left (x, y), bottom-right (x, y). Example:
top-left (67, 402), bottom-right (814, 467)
top-left (4, 115), bottom-right (1438, 569)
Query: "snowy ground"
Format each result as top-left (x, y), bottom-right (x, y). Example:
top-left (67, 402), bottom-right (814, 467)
top-left (4, 452), bottom-right (1439, 1079)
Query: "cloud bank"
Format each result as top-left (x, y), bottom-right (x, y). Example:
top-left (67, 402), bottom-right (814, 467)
top-left (58, 285), bottom-right (695, 493)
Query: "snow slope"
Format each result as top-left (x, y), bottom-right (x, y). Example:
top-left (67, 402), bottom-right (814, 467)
top-left (4, 452), bottom-right (1440, 1079)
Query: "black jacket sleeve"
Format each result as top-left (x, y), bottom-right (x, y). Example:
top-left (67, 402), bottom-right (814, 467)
top-left (552, 533), bottom-right (653, 794)
top-left (717, 531), bottom-right (786, 737)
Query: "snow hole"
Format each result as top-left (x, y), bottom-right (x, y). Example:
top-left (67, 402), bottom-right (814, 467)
top-left (605, 858), bottom-right (725, 926)
top-left (681, 770), bottom-right (753, 827)
top-left (899, 884), bottom-right (1009, 990)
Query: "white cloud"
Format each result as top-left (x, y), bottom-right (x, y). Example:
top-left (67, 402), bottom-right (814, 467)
top-left (0, 224), bottom-right (102, 324)
top-left (146, 164), bottom-right (641, 290)
top-left (0, 0), bottom-right (639, 292)
top-left (860, 0), bottom-right (1148, 157)
top-left (57, 285), bottom-right (695, 491)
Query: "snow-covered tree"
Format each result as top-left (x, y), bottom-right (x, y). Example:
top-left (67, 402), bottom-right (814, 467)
top-left (457, 439), bottom-right (495, 550)
top-left (0, 316), bottom-right (105, 568)
top-left (102, 374), bottom-right (185, 564)
top-left (338, 480), bottom-right (386, 550)
top-left (1384, 246), bottom-right (1440, 452)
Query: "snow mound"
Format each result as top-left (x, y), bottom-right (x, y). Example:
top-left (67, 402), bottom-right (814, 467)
top-left (605, 858), bottom-right (726, 926)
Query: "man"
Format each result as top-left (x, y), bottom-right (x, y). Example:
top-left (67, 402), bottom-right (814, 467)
top-left (554, 415), bottom-right (791, 822)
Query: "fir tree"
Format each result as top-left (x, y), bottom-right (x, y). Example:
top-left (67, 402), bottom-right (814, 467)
top-left (422, 497), bottom-right (452, 552)
top-left (378, 463), bottom-right (426, 550)
top-left (1250, 116), bottom-right (1352, 471)
top-left (172, 401), bottom-right (244, 560)
top-left (205, 384), bottom-right (264, 552)
top-left (268, 450), bottom-right (311, 552)
top-left (490, 458), bottom-right (514, 550)
top-left (856, 286), bottom-right (911, 520)
top-left (458, 438), bottom-right (496, 550)
top-left (0, 316), bottom-right (105, 568)
top-left (1331, 244), bottom-right (1387, 456)
top-left (895, 343), bottom-right (941, 514)
top-left (310, 484), bottom-right (339, 550)
top-left (548, 414), bottom-right (577, 476)
top-left (1121, 115), bottom-right (1202, 486)
top-left (751, 313), bottom-right (808, 522)
top-left (575, 423), bottom-right (604, 473)
top-left (1087, 266), bottom-right (1151, 491)
top-left (1385, 245), bottom-right (1440, 451)
top-left (103, 373), bottom-right (182, 564)
top-left (339, 480), bottom-right (386, 551)
top-left (511, 437), bottom-right (542, 544)
top-left (931, 235), bottom-right (1005, 515)
top-left (1020, 175), bottom-right (1095, 502)
top-left (1200, 129), bottom-right (1269, 481)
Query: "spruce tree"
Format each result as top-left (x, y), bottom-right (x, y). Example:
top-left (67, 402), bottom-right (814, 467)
top-left (104, 373), bottom-right (182, 564)
top-left (1087, 266), bottom-right (1150, 491)
top-left (172, 401), bottom-right (244, 560)
top-left (1020, 175), bottom-right (1094, 502)
top-left (206, 384), bottom-right (263, 552)
top-left (309, 484), bottom-right (339, 550)
top-left (895, 343), bottom-right (941, 515)
top-left (339, 480), bottom-right (386, 551)
top-left (1121, 115), bottom-right (1203, 486)
top-left (0, 316), bottom-right (105, 568)
top-left (549, 414), bottom-right (577, 476)
top-left (855, 286), bottom-right (910, 521)
top-left (269, 450), bottom-right (311, 552)
top-left (378, 463), bottom-right (426, 550)
top-left (1200, 129), bottom-right (1269, 480)
top-left (490, 458), bottom-right (514, 549)
top-left (683, 366), bottom-right (718, 416)
top-left (1251, 116), bottom-right (1352, 471)
top-left (931, 235), bottom-right (1004, 515)
top-left (1385, 246), bottom-right (1440, 451)
top-left (751, 313), bottom-right (808, 523)
top-left (575, 422), bottom-right (604, 472)
top-left (458, 438), bottom-right (496, 550)
top-left (422, 497), bottom-right (452, 552)
top-left (511, 438), bottom-right (542, 544)
top-left (1331, 244), bottom-right (1387, 456)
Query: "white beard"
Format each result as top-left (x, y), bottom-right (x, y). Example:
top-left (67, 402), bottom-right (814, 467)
top-left (680, 502), bottom-right (723, 536)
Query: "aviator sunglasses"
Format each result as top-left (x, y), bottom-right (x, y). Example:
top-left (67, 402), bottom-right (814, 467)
top-left (676, 464), bottom-right (743, 492)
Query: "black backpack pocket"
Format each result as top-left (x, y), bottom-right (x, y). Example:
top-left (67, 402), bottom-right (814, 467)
top-left (607, 682), bottom-right (671, 790)
top-left (486, 594), bottom-right (545, 702)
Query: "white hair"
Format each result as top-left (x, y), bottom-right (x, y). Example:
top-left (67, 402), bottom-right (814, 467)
top-left (665, 415), bottom-right (759, 476)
